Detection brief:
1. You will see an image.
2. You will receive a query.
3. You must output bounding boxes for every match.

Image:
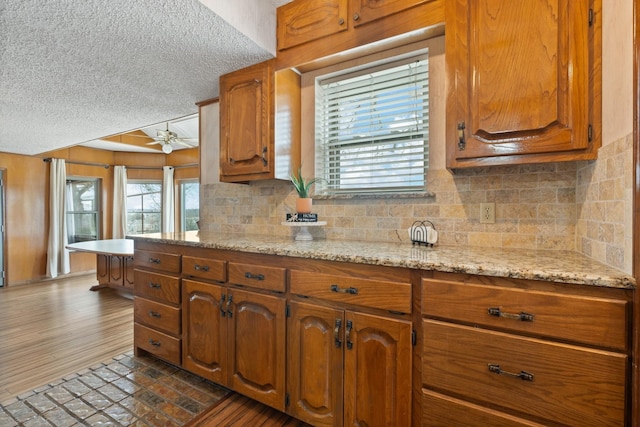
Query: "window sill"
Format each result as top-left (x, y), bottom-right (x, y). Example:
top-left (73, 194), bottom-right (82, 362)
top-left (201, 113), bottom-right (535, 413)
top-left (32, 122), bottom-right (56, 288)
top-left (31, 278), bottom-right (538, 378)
top-left (313, 191), bottom-right (436, 201)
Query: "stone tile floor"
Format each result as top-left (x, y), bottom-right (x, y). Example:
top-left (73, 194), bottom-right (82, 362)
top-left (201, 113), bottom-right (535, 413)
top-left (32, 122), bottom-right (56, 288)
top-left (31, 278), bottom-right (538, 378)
top-left (0, 352), bottom-right (229, 426)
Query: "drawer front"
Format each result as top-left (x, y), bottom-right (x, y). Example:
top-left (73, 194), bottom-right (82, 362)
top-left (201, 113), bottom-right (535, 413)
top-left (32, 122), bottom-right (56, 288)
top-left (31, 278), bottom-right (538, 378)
top-left (134, 297), bottom-right (181, 336)
top-left (134, 270), bottom-right (181, 305)
top-left (422, 389), bottom-right (545, 427)
top-left (291, 270), bottom-right (411, 313)
top-left (134, 249), bottom-right (181, 274)
top-left (422, 278), bottom-right (629, 351)
top-left (134, 323), bottom-right (181, 365)
top-left (228, 262), bottom-right (286, 292)
top-left (423, 320), bottom-right (627, 427)
top-left (182, 256), bottom-right (226, 282)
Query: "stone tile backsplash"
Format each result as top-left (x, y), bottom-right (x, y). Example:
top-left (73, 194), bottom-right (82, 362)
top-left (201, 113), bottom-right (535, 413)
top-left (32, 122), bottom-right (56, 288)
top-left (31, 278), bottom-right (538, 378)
top-left (200, 134), bottom-right (632, 274)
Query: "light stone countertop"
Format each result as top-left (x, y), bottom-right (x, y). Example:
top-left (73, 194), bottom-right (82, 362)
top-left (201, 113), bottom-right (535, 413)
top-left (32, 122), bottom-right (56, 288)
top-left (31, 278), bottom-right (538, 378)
top-left (128, 231), bottom-right (636, 289)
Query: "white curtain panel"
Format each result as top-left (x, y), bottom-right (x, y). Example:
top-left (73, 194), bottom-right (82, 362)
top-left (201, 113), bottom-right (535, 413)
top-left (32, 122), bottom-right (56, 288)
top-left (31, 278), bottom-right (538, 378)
top-left (162, 166), bottom-right (175, 233)
top-left (113, 166), bottom-right (127, 238)
top-left (46, 158), bottom-right (70, 278)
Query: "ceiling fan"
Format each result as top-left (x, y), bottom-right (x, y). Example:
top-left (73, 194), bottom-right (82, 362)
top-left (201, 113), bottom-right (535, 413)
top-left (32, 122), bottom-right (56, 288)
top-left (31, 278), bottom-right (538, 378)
top-left (146, 122), bottom-right (198, 154)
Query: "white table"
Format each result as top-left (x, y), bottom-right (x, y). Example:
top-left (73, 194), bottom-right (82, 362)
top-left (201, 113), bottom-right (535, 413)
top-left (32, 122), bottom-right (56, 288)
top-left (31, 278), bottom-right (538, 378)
top-left (67, 239), bottom-right (134, 291)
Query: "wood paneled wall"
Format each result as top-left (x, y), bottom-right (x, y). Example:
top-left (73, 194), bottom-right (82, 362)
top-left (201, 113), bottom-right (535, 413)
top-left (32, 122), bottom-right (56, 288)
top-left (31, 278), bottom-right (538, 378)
top-left (0, 146), bottom-right (198, 286)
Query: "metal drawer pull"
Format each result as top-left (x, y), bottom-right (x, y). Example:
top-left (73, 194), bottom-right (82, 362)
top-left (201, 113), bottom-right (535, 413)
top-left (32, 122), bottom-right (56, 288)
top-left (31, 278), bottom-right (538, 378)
top-left (148, 257), bottom-right (161, 264)
top-left (148, 282), bottom-right (161, 289)
top-left (194, 264), bottom-right (209, 272)
top-left (488, 307), bottom-right (534, 322)
top-left (219, 294), bottom-right (226, 318)
top-left (148, 339), bottom-right (161, 347)
top-left (148, 311), bottom-right (161, 318)
top-left (488, 364), bottom-right (534, 381)
top-left (345, 320), bottom-right (353, 350)
top-left (334, 319), bottom-right (342, 348)
top-left (330, 284), bottom-right (358, 295)
top-left (245, 272), bottom-right (264, 281)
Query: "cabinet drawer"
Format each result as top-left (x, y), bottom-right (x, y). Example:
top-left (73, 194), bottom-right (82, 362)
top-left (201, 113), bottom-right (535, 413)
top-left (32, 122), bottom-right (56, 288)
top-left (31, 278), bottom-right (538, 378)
top-left (134, 297), bottom-right (181, 336)
top-left (291, 270), bottom-right (411, 313)
top-left (228, 262), bottom-right (286, 292)
top-left (422, 389), bottom-right (545, 427)
top-left (134, 323), bottom-right (181, 365)
top-left (134, 249), bottom-right (181, 274)
top-left (423, 320), bottom-right (627, 427)
top-left (422, 278), bottom-right (629, 351)
top-left (134, 270), bottom-right (181, 305)
top-left (182, 256), bottom-right (226, 282)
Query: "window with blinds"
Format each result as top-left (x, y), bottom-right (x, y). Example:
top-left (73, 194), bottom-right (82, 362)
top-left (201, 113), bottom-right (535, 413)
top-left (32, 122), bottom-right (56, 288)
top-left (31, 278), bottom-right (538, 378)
top-left (315, 54), bottom-right (429, 194)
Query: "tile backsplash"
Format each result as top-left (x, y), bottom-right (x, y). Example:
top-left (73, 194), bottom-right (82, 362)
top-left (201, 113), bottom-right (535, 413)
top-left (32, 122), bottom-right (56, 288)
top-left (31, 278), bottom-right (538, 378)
top-left (200, 134), bottom-right (632, 274)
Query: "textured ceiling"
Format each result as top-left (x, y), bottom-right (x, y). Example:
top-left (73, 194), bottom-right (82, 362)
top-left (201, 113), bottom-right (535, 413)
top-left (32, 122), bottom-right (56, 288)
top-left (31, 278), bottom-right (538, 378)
top-left (0, 0), bottom-right (292, 156)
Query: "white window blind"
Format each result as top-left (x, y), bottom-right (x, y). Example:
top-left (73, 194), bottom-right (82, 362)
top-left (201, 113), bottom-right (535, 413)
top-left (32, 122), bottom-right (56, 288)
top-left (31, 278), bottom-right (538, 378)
top-left (316, 55), bottom-right (429, 194)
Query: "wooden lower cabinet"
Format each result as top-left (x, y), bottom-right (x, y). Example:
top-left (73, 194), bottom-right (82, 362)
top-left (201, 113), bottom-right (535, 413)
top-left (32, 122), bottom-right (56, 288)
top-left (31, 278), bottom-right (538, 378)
top-left (420, 273), bottom-right (631, 426)
top-left (287, 300), bottom-right (412, 427)
top-left (182, 279), bottom-right (287, 410)
top-left (95, 254), bottom-right (134, 290)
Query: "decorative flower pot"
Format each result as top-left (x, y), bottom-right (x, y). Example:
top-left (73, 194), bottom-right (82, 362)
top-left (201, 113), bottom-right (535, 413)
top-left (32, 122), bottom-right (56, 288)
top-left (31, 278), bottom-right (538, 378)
top-left (296, 197), bottom-right (312, 214)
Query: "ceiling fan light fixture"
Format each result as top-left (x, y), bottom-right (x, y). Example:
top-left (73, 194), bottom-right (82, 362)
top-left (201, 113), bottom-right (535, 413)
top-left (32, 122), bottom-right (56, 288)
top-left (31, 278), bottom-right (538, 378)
top-left (162, 143), bottom-right (173, 154)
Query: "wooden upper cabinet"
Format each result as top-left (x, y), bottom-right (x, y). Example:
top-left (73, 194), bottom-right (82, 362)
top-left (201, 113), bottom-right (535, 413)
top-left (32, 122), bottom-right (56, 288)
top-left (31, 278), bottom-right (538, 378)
top-left (219, 60), bottom-right (300, 182)
top-left (277, 0), bottom-right (348, 51)
top-left (350, 0), bottom-right (429, 27)
top-left (276, 0), bottom-right (444, 70)
top-left (446, 0), bottom-right (602, 168)
top-left (220, 60), bottom-right (272, 181)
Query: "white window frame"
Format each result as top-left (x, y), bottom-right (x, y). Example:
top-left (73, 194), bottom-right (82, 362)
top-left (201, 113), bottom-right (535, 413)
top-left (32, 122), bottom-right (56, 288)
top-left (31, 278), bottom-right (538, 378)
top-left (126, 180), bottom-right (162, 235)
top-left (314, 52), bottom-right (429, 195)
top-left (66, 177), bottom-right (101, 243)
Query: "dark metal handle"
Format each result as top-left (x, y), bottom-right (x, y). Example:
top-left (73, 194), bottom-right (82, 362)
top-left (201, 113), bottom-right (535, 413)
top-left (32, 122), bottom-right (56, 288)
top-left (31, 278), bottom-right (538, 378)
top-left (229, 157), bottom-right (235, 164)
top-left (194, 264), bottom-right (210, 272)
top-left (488, 364), bottom-right (534, 381)
top-left (338, 18), bottom-right (345, 25)
top-left (261, 146), bottom-right (268, 166)
top-left (226, 294), bottom-right (233, 318)
top-left (148, 257), bottom-right (161, 264)
top-left (245, 272), bottom-right (264, 281)
top-left (353, 13), bottom-right (360, 21)
top-left (148, 339), bottom-right (161, 347)
top-left (148, 311), bottom-right (161, 318)
top-left (457, 121), bottom-right (466, 151)
top-left (334, 319), bottom-right (342, 348)
top-left (330, 284), bottom-right (358, 295)
top-left (346, 320), bottom-right (353, 350)
top-left (219, 294), bottom-right (226, 318)
top-left (148, 282), bottom-right (161, 289)
top-left (488, 307), bottom-right (534, 322)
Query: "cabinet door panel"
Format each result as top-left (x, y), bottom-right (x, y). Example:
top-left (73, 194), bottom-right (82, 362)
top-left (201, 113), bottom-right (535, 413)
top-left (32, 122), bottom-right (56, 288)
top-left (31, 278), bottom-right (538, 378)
top-left (447, 0), bottom-right (598, 164)
top-left (220, 61), bottom-right (272, 179)
top-left (350, 0), bottom-right (429, 27)
top-left (182, 280), bottom-right (226, 383)
top-left (97, 254), bottom-right (109, 285)
top-left (344, 311), bottom-right (412, 427)
top-left (277, 0), bottom-right (348, 50)
top-left (227, 289), bottom-right (286, 410)
top-left (287, 301), bottom-right (343, 427)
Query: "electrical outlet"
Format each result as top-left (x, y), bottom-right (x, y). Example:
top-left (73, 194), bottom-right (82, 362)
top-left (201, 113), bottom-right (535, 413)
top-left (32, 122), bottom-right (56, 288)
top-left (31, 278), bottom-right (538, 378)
top-left (480, 203), bottom-right (495, 224)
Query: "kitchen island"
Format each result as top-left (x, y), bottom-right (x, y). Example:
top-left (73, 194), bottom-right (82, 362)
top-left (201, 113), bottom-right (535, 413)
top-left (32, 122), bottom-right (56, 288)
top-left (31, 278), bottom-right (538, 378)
top-left (129, 231), bottom-right (635, 426)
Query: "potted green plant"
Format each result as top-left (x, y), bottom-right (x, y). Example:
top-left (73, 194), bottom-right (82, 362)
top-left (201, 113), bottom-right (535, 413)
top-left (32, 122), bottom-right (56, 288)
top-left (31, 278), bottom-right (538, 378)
top-left (290, 166), bottom-right (320, 213)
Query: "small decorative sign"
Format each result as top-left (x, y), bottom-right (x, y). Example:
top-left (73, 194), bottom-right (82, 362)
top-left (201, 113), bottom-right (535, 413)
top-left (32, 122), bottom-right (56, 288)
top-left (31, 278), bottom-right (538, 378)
top-left (286, 213), bottom-right (318, 222)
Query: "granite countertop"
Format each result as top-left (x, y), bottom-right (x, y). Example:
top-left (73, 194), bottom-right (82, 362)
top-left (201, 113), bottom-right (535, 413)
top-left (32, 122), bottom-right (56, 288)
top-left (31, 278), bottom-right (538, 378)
top-left (128, 231), bottom-right (636, 289)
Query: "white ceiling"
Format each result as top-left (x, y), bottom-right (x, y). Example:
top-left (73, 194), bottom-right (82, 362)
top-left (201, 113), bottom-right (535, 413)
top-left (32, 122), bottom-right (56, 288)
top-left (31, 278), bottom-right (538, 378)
top-left (0, 0), bottom-right (293, 156)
